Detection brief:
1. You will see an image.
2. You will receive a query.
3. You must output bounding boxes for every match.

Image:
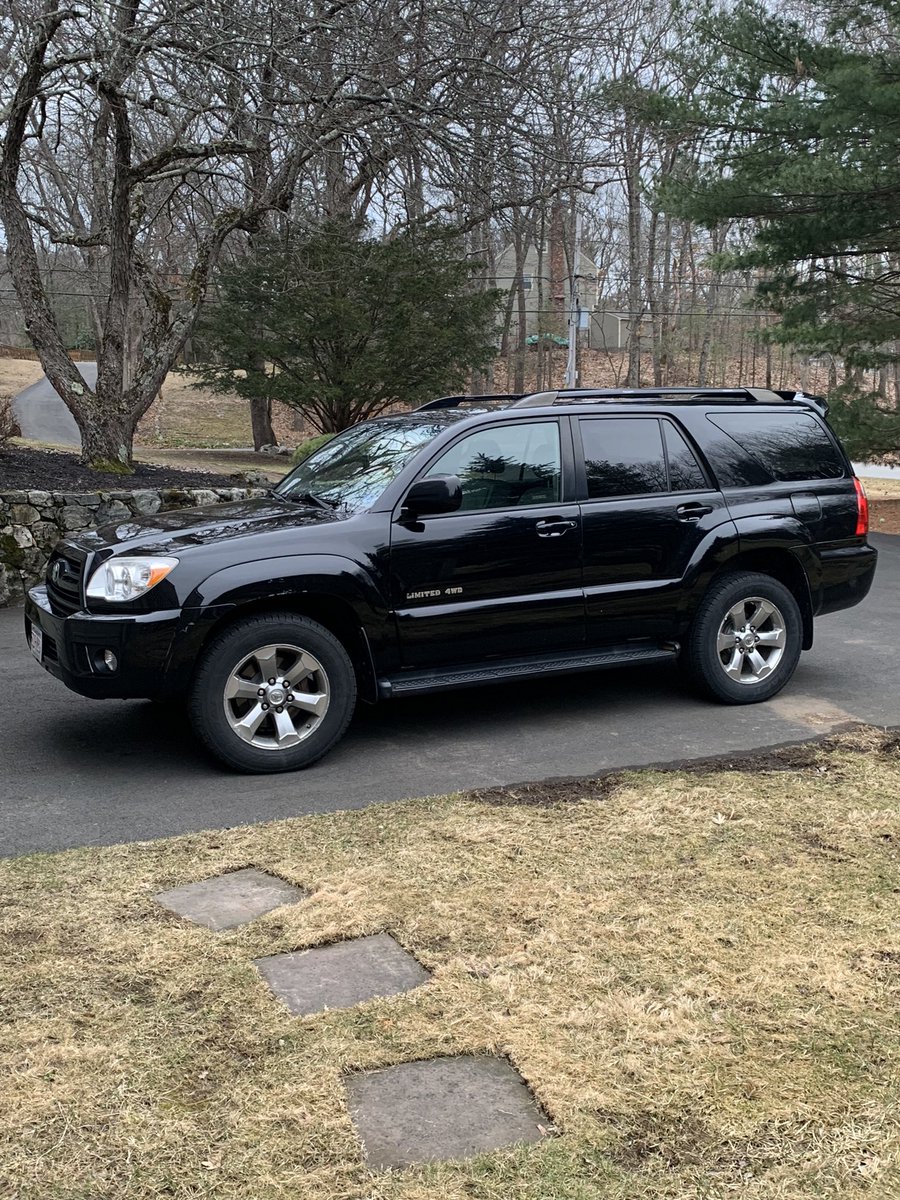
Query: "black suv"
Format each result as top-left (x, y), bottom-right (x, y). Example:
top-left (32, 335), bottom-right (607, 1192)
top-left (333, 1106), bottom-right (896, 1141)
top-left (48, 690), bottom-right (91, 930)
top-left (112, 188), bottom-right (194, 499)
top-left (25, 387), bottom-right (877, 772)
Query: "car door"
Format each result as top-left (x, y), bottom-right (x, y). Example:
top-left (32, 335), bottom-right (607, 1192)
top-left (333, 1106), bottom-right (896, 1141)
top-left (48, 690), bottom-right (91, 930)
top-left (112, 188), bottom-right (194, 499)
top-left (389, 418), bottom-right (585, 668)
top-left (576, 415), bottom-right (731, 645)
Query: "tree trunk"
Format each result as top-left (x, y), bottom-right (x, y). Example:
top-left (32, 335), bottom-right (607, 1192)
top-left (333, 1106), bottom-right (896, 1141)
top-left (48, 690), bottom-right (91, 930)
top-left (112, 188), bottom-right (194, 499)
top-left (250, 395), bottom-right (276, 448)
top-left (78, 407), bottom-right (138, 472)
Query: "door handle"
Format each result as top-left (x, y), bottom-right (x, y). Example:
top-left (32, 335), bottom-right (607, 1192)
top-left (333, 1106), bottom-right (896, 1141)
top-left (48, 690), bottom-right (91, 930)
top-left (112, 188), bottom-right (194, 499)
top-left (676, 503), bottom-right (714, 521)
top-left (535, 518), bottom-right (577, 538)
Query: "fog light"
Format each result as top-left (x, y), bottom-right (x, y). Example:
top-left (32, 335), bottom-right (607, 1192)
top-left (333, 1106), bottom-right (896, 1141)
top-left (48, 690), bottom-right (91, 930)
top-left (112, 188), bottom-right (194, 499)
top-left (103, 649), bottom-right (118, 672)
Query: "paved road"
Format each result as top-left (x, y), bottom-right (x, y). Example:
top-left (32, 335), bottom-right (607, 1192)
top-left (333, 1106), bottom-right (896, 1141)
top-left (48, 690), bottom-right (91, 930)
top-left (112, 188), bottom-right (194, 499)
top-left (2, 533), bottom-right (898, 857)
top-left (12, 363), bottom-right (95, 447)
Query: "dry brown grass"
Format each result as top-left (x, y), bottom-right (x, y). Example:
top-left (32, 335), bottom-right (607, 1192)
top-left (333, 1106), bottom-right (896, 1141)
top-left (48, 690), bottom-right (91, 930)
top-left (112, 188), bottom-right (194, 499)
top-left (861, 477), bottom-right (900, 498)
top-left (2, 728), bottom-right (899, 1199)
top-left (0, 357), bottom-right (43, 405)
top-left (136, 372), bottom-right (254, 448)
top-left (0, 357), bottom-right (304, 451)
top-left (134, 447), bottom-right (291, 481)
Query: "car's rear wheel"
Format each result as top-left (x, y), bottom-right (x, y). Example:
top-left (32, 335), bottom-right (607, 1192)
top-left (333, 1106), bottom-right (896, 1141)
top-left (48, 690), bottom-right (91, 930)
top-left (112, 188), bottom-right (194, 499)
top-left (189, 613), bottom-right (356, 772)
top-left (685, 571), bottom-right (802, 704)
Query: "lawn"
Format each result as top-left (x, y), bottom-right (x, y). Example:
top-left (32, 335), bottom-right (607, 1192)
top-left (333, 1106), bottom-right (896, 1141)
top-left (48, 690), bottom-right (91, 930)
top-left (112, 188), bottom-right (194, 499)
top-left (135, 370), bottom-right (255, 448)
top-left (0, 356), bottom-right (304, 451)
top-left (0, 356), bottom-right (44, 405)
top-left (1, 728), bottom-right (898, 1199)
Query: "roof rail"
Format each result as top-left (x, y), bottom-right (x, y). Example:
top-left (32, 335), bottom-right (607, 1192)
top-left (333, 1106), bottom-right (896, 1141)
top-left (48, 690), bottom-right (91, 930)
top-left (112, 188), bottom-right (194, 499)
top-left (512, 386), bottom-right (823, 408)
top-left (512, 390), bottom-right (559, 407)
top-left (416, 393), bottom-right (523, 411)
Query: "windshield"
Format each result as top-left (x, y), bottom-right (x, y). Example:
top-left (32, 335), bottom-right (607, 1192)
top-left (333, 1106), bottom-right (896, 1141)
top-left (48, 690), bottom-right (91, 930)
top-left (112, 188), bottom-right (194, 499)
top-left (275, 417), bottom-right (454, 513)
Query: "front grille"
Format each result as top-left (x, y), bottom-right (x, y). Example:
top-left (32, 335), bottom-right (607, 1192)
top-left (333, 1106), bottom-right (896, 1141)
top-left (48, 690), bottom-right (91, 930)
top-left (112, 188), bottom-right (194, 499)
top-left (46, 550), bottom-right (86, 616)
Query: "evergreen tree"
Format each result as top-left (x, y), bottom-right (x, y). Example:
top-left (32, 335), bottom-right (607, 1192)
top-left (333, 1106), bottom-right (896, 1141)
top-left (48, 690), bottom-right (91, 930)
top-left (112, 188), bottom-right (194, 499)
top-left (659, 0), bottom-right (900, 450)
top-left (194, 222), bottom-right (502, 434)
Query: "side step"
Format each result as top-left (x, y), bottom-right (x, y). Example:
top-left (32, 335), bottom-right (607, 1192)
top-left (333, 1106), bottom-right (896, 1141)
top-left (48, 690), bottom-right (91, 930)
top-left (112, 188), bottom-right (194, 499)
top-left (378, 643), bottom-right (679, 699)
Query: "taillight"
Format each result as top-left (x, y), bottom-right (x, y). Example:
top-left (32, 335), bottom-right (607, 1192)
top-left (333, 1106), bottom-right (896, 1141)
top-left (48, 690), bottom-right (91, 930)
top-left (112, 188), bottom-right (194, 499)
top-left (853, 476), bottom-right (869, 537)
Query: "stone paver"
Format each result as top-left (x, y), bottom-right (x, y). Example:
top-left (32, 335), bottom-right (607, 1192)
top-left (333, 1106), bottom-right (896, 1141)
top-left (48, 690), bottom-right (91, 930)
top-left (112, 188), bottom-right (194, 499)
top-left (254, 932), bottom-right (430, 1015)
top-left (345, 1054), bottom-right (550, 1170)
top-left (153, 867), bottom-right (306, 930)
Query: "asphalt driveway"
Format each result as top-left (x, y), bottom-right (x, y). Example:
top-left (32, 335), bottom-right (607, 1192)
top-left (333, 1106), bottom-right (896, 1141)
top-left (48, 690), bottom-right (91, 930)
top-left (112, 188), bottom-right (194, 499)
top-left (2, 532), bottom-right (898, 857)
top-left (12, 362), bottom-right (94, 446)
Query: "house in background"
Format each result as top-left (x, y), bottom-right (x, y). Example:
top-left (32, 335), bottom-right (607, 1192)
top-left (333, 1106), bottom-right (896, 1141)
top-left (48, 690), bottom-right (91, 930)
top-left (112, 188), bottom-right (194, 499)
top-left (495, 241), bottom-right (601, 340)
top-left (589, 310), bottom-right (652, 353)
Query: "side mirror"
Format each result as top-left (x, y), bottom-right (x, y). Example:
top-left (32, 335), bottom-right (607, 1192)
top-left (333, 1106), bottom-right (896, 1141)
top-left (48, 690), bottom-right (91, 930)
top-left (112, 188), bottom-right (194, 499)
top-left (401, 474), bottom-right (462, 518)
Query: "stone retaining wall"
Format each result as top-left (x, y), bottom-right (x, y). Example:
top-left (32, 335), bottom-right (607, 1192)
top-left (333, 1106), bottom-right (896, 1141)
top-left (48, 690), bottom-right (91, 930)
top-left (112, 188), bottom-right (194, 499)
top-left (0, 486), bottom-right (265, 606)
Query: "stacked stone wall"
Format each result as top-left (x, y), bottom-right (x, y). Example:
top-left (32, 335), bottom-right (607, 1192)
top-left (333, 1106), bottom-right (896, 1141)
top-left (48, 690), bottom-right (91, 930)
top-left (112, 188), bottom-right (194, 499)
top-left (0, 487), bottom-right (264, 605)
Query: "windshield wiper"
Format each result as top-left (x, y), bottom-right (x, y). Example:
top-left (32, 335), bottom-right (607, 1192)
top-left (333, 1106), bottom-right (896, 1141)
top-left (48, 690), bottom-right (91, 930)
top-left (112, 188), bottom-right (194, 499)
top-left (276, 488), bottom-right (338, 511)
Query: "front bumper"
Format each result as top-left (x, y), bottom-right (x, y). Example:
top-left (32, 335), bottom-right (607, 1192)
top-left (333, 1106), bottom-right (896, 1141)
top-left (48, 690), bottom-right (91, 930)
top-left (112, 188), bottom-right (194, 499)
top-left (24, 586), bottom-right (186, 699)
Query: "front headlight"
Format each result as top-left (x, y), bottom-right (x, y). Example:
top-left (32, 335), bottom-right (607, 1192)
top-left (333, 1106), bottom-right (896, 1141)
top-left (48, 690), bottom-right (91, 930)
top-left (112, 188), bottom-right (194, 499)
top-left (85, 556), bottom-right (179, 602)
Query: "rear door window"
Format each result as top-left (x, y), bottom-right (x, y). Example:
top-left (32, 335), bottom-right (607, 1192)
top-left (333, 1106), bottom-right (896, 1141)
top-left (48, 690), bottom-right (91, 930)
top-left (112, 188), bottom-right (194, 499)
top-left (706, 412), bottom-right (845, 482)
top-left (579, 418), bottom-right (667, 498)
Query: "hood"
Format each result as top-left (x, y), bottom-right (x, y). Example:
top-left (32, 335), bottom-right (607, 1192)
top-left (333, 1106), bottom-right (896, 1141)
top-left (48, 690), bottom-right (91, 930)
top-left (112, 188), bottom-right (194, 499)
top-left (71, 496), bottom-right (340, 558)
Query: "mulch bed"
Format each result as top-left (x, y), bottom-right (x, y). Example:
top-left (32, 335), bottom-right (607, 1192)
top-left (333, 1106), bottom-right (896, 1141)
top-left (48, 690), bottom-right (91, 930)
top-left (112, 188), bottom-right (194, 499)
top-left (0, 445), bottom-right (249, 491)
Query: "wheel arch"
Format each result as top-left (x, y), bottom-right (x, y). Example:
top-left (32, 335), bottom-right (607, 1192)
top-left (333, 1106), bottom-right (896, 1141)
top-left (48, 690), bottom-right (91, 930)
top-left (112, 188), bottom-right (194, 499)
top-left (712, 548), bottom-right (814, 650)
top-left (195, 593), bottom-right (380, 703)
top-left (177, 555), bottom-right (390, 704)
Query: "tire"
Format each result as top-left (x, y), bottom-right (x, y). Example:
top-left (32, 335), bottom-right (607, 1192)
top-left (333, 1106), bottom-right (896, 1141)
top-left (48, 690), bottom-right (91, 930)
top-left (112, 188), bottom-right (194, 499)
top-left (188, 612), bottom-right (357, 773)
top-left (684, 571), bottom-right (802, 705)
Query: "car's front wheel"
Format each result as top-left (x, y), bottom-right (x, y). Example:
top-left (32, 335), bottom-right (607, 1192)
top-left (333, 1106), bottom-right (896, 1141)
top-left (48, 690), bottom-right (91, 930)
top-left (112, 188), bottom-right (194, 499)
top-left (188, 613), bottom-right (357, 772)
top-left (685, 571), bottom-right (802, 704)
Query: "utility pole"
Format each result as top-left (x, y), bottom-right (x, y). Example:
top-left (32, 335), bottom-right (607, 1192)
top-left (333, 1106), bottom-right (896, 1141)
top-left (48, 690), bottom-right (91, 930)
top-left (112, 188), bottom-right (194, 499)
top-left (564, 209), bottom-right (582, 389)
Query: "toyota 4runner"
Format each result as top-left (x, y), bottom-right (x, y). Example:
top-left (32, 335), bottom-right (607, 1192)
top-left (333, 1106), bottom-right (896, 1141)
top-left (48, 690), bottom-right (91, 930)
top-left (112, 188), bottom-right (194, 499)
top-left (24, 387), bottom-right (878, 772)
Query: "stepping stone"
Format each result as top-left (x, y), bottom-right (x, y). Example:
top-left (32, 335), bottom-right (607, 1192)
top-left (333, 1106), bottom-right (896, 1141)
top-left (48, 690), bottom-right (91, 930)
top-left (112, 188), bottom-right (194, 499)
top-left (254, 932), bottom-right (430, 1016)
top-left (153, 868), bottom-right (306, 931)
top-left (345, 1055), bottom-right (550, 1170)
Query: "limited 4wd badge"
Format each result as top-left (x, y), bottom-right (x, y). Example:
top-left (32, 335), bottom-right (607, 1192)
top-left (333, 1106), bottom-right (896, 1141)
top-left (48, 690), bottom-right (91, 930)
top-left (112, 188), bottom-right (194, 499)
top-left (406, 586), bottom-right (463, 600)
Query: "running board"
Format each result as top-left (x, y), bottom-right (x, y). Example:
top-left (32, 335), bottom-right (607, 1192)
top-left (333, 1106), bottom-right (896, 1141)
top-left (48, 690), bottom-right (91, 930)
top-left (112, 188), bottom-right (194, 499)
top-left (378, 643), bottom-right (679, 699)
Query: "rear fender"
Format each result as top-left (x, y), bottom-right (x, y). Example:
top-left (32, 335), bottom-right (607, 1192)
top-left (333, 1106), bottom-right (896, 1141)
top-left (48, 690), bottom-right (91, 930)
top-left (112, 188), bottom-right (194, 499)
top-left (685, 518), bottom-right (817, 649)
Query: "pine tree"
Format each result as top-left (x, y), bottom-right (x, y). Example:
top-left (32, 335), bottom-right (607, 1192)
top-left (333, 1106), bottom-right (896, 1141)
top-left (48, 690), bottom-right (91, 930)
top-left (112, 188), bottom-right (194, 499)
top-left (659, 0), bottom-right (900, 451)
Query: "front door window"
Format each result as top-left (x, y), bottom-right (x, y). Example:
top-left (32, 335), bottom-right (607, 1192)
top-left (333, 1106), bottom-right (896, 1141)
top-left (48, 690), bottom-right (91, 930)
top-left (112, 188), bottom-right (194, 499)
top-left (425, 421), bottom-right (561, 510)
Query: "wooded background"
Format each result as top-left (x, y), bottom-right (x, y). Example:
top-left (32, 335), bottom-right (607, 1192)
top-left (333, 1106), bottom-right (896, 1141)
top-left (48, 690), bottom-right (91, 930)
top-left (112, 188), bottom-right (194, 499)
top-left (2, 0), bottom-right (899, 463)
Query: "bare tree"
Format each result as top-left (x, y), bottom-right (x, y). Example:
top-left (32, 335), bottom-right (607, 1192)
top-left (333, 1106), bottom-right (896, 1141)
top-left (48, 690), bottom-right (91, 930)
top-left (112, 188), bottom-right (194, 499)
top-left (2, 0), bottom-right (591, 468)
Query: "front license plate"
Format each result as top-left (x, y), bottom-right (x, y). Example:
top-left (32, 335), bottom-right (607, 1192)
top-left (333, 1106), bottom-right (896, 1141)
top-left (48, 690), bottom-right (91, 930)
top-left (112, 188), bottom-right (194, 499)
top-left (30, 626), bottom-right (43, 663)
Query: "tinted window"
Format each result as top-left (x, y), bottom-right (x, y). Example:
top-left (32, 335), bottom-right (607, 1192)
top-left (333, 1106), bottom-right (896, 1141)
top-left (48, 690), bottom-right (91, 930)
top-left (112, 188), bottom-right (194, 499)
top-left (699, 424), bottom-right (773, 488)
top-left (580, 418), bottom-right (667, 498)
top-left (426, 421), bottom-right (561, 510)
top-left (707, 412), bottom-right (845, 482)
top-left (663, 421), bottom-right (708, 491)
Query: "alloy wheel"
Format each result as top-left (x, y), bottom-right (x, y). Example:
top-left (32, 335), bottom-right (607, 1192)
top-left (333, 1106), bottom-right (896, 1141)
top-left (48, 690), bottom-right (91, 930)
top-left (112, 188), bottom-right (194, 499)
top-left (222, 642), bottom-right (331, 750)
top-left (715, 596), bottom-right (787, 685)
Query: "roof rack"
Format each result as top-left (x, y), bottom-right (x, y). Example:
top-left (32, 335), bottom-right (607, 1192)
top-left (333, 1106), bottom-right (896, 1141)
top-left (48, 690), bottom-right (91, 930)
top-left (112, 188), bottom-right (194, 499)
top-left (415, 387), bottom-right (828, 416)
top-left (513, 387), bottom-right (828, 414)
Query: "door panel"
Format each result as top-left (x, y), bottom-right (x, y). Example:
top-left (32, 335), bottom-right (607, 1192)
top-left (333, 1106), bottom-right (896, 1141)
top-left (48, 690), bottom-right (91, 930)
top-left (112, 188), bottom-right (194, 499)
top-left (576, 416), bottom-right (729, 644)
top-left (389, 419), bottom-right (583, 668)
top-left (390, 506), bottom-right (584, 667)
top-left (581, 493), bottom-right (729, 643)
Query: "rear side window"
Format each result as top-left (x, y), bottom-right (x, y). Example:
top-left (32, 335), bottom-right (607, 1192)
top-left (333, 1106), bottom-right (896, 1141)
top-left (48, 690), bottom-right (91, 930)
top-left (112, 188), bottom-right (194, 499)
top-left (663, 421), bottom-right (708, 491)
top-left (706, 412), bottom-right (845, 483)
top-left (579, 418), bottom-right (667, 498)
